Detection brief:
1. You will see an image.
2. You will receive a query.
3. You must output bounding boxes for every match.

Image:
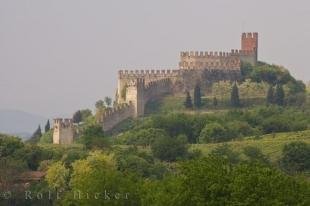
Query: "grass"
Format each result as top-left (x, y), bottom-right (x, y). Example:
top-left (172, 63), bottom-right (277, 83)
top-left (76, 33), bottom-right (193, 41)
top-left (145, 95), bottom-right (267, 115)
top-left (191, 130), bottom-right (310, 163)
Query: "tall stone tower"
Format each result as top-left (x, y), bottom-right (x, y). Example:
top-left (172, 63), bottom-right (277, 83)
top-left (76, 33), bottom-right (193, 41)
top-left (53, 118), bottom-right (74, 145)
top-left (125, 78), bottom-right (145, 117)
top-left (241, 32), bottom-right (258, 52)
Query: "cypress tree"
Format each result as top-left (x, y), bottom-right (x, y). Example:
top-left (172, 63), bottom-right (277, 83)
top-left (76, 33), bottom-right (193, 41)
top-left (230, 83), bottom-right (240, 107)
top-left (184, 91), bottom-right (193, 108)
top-left (266, 85), bottom-right (274, 105)
top-left (73, 110), bottom-right (82, 123)
top-left (213, 96), bottom-right (218, 107)
top-left (193, 84), bottom-right (202, 108)
top-left (274, 84), bottom-right (285, 106)
top-left (44, 119), bottom-right (50, 132)
top-left (28, 125), bottom-right (42, 143)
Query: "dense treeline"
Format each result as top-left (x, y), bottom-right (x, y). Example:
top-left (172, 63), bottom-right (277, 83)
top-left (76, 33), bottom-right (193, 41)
top-left (118, 106), bottom-right (310, 144)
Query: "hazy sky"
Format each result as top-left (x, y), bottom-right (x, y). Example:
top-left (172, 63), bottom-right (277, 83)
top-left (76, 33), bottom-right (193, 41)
top-left (1, 0), bottom-right (310, 118)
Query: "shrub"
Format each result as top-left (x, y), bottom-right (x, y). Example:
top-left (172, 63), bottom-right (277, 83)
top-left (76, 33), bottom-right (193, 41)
top-left (280, 141), bottom-right (310, 173)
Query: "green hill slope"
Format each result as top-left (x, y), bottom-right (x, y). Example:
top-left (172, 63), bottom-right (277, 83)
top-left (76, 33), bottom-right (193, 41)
top-left (191, 130), bottom-right (310, 162)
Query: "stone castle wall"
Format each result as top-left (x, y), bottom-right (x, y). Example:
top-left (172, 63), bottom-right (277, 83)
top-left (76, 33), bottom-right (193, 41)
top-left (99, 103), bottom-right (135, 132)
top-left (100, 32), bottom-right (258, 131)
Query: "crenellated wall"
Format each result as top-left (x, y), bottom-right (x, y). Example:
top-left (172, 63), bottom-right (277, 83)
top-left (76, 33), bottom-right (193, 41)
top-left (99, 103), bottom-right (135, 132)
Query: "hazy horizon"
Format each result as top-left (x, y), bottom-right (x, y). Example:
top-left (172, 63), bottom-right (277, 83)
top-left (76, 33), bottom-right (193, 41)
top-left (1, 0), bottom-right (310, 118)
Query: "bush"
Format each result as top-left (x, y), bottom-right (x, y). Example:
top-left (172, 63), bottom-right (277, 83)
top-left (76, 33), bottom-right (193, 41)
top-left (199, 122), bottom-right (228, 143)
top-left (280, 141), bottom-right (310, 173)
top-left (151, 135), bottom-right (189, 162)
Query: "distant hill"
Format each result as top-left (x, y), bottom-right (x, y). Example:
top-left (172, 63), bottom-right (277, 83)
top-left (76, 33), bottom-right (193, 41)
top-left (0, 110), bottom-right (47, 140)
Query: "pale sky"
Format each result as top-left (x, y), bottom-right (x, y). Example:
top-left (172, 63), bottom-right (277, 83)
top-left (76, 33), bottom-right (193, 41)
top-left (1, 0), bottom-right (310, 118)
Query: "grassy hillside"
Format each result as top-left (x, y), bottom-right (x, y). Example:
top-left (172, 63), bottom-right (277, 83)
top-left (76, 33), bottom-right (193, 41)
top-left (191, 130), bottom-right (310, 163)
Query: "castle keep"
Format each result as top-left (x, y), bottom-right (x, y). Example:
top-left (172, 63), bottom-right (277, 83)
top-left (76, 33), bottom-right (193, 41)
top-left (100, 32), bottom-right (258, 131)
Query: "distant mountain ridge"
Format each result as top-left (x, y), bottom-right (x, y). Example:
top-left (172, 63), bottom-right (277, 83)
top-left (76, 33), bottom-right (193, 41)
top-left (0, 110), bottom-right (47, 139)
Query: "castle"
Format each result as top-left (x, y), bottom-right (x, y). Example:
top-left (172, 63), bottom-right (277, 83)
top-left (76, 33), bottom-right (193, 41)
top-left (52, 118), bottom-right (74, 144)
top-left (99, 32), bottom-right (258, 131)
top-left (53, 32), bottom-right (258, 143)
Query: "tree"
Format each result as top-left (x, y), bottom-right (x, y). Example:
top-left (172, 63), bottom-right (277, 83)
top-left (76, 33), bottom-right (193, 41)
top-left (77, 125), bottom-right (108, 149)
top-left (210, 144), bottom-right (240, 164)
top-left (151, 135), bottom-right (188, 162)
top-left (72, 110), bottom-right (82, 123)
top-left (193, 84), bottom-right (202, 108)
top-left (28, 125), bottom-right (42, 143)
top-left (199, 122), bottom-right (227, 143)
top-left (46, 161), bottom-right (70, 190)
top-left (243, 146), bottom-right (270, 165)
top-left (184, 91), bottom-right (193, 108)
top-left (95, 100), bottom-right (105, 110)
top-left (44, 120), bottom-right (50, 132)
top-left (60, 152), bottom-right (140, 205)
top-left (280, 141), bottom-right (310, 173)
top-left (104, 96), bottom-right (112, 107)
top-left (274, 84), bottom-right (285, 106)
top-left (230, 83), bottom-right (240, 107)
top-left (80, 109), bottom-right (92, 121)
top-left (213, 96), bottom-right (218, 107)
top-left (266, 85), bottom-right (274, 105)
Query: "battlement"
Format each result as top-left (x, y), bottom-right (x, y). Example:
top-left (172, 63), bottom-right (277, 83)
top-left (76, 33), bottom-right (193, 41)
top-left (179, 59), bottom-right (241, 70)
top-left (118, 69), bottom-right (180, 79)
top-left (100, 103), bottom-right (135, 131)
top-left (242, 32), bottom-right (258, 39)
top-left (53, 118), bottom-right (73, 128)
top-left (180, 51), bottom-right (232, 58)
top-left (100, 103), bottom-right (134, 121)
top-left (230, 49), bottom-right (256, 55)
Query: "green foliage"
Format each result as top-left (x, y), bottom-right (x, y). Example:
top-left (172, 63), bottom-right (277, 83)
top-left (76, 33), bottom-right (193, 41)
top-left (46, 161), bottom-right (70, 190)
top-left (117, 128), bottom-right (168, 147)
top-left (199, 122), bottom-right (227, 143)
top-left (210, 144), bottom-right (240, 164)
top-left (231, 83), bottom-right (240, 107)
top-left (78, 124), bottom-right (109, 149)
top-left (44, 119), bottom-right (50, 132)
top-left (266, 85), bottom-right (274, 105)
top-left (61, 152), bottom-right (140, 205)
top-left (95, 99), bottom-right (105, 110)
top-left (274, 84), bottom-right (285, 106)
top-left (104, 96), bottom-right (112, 107)
top-left (73, 110), bottom-right (82, 123)
top-left (143, 157), bottom-right (310, 205)
top-left (243, 146), bottom-right (270, 164)
top-left (280, 141), bottom-right (310, 173)
top-left (39, 129), bottom-right (53, 144)
top-left (193, 84), bottom-right (202, 108)
top-left (184, 91), bottom-right (193, 108)
top-left (115, 147), bottom-right (167, 179)
top-left (0, 135), bottom-right (23, 157)
top-left (28, 125), bottom-right (42, 143)
top-left (151, 135), bottom-right (189, 162)
top-left (80, 109), bottom-right (93, 121)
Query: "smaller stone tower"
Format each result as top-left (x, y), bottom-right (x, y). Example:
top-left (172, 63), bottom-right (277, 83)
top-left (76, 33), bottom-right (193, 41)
top-left (53, 118), bottom-right (74, 145)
